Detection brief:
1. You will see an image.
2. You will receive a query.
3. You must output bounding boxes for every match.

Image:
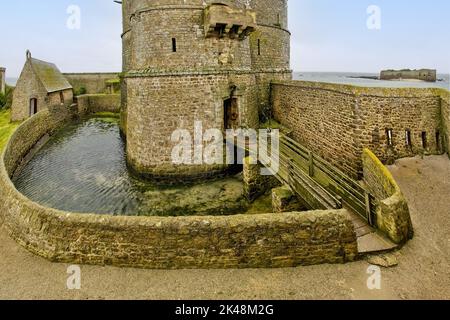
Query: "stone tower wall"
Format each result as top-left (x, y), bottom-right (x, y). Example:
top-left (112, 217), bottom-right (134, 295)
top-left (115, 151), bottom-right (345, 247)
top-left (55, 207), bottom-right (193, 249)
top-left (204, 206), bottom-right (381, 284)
top-left (249, 0), bottom-right (292, 114)
top-left (122, 0), bottom-right (290, 179)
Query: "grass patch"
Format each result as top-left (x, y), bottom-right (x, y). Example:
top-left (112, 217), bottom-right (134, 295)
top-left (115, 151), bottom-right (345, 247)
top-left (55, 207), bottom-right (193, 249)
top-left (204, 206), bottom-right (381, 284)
top-left (0, 109), bottom-right (21, 151)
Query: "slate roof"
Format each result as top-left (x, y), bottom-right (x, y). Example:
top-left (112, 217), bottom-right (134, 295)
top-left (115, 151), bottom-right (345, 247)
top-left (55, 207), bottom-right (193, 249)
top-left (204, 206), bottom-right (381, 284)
top-left (30, 58), bottom-right (72, 93)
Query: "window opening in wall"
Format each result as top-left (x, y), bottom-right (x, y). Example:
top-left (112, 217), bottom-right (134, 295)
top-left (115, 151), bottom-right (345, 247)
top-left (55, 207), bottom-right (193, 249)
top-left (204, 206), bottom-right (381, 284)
top-left (436, 130), bottom-right (441, 152)
top-left (421, 131), bottom-right (428, 149)
top-left (386, 128), bottom-right (393, 146)
top-left (59, 91), bottom-right (64, 104)
top-left (172, 38), bottom-right (177, 52)
top-left (405, 129), bottom-right (412, 147)
top-left (214, 24), bottom-right (226, 37)
top-left (257, 39), bottom-right (261, 56)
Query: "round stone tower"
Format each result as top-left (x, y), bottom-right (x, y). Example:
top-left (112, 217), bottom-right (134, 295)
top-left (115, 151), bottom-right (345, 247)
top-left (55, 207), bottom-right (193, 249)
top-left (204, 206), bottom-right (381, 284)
top-left (249, 0), bottom-right (291, 115)
top-left (121, 0), bottom-right (290, 180)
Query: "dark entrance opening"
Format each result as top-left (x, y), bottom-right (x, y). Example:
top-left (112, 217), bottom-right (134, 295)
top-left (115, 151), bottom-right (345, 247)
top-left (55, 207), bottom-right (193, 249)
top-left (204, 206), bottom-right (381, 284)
top-left (436, 130), bottom-right (441, 153)
top-left (29, 98), bottom-right (38, 116)
top-left (224, 97), bottom-right (242, 166)
top-left (224, 97), bottom-right (239, 131)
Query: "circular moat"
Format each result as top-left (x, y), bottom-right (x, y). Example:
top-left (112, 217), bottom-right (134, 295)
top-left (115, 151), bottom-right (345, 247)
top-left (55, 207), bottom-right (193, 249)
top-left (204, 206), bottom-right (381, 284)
top-left (12, 116), bottom-right (272, 216)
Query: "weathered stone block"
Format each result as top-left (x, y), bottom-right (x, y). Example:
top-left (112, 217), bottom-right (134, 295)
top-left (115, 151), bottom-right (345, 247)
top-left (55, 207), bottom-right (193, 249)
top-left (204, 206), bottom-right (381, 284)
top-left (272, 185), bottom-right (306, 213)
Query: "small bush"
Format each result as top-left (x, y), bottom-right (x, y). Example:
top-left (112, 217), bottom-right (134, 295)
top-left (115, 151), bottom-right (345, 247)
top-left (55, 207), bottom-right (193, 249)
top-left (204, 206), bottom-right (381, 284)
top-left (75, 86), bottom-right (87, 96)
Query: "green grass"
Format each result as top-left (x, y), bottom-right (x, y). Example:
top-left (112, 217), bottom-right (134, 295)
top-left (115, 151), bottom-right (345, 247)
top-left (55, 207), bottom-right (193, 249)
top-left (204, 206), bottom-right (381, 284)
top-left (0, 109), bottom-right (21, 151)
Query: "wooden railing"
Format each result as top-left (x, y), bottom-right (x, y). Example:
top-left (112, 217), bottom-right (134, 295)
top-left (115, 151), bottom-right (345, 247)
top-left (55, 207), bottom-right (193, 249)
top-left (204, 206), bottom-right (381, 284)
top-left (260, 134), bottom-right (376, 225)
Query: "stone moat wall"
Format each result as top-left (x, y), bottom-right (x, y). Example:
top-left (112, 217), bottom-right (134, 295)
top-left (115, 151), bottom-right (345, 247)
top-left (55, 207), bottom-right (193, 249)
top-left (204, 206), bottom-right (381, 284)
top-left (0, 104), bottom-right (359, 269)
top-left (272, 81), bottom-right (449, 179)
top-left (77, 94), bottom-right (121, 116)
top-left (63, 73), bottom-right (120, 95)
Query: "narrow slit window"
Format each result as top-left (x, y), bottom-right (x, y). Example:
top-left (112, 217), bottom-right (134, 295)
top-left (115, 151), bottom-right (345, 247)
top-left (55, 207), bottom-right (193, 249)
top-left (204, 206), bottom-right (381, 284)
top-left (60, 91), bottom-right (64, 104)
top-left (405, 130), bottom-right (412, 147)
top-left (172, 38), bottom-right (177, 52)
top-left (436, 130), bottom-right (441, 151)
top-left (421, 131), bottom-right (428, 149)
top-left (257, 39), bottom-right (261, 56)
top-left (386, 129), bottom-right (393, 146)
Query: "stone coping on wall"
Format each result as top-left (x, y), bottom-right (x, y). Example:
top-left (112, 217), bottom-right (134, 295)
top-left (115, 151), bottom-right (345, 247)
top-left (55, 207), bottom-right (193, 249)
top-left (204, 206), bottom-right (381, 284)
top-left (271, 80), bottom-right (450, 98)
top-left (0, 104), bottom-right (359, 269)
top-left (362, 148), bottom-right (414, 244)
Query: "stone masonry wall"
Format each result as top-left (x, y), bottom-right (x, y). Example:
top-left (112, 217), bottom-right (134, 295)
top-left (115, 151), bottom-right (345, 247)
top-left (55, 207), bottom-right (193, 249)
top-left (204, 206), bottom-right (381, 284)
top-left (126, 73), bottom-right (259, 178)
top-left (243, 157), bottom-right (280, 201)
top-left (0, 105), bottom-right (358, 269)
top-left (440, 90), bottom-right (450, 156)
top-left (64, 73), bottom-right (120, 95)
top-left (77, 94), bottom-right (121, 116)
top-left (362, 149), bottom-right (413, 244)
top-left (272, 81), bottom-right (447, 178)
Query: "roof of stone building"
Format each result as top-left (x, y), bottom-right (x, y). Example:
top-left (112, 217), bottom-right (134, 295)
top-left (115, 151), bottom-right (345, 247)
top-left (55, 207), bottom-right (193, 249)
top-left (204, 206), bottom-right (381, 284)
top-left (30, 58), bottom-right (72, 93)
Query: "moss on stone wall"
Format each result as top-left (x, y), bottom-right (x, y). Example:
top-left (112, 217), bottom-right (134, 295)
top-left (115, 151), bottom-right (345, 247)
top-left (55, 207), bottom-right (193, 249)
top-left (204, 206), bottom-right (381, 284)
top-left (362, 148), bottom-right (413, 244)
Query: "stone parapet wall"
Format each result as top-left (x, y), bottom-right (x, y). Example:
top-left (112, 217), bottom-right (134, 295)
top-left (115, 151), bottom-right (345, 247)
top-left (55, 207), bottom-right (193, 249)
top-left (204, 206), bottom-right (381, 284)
top-left (362, 148), bottom-right (413, 244)
top-left (0, 106), bottom-right (358, 269)
top-left (440, 90), bottom-right (450, 156)
top-left (77, 94), bottom-right (120, 116)
top-left (64, 73), bottom-right (120, 95)
top-left (272, 81), bottom-right (448, 178)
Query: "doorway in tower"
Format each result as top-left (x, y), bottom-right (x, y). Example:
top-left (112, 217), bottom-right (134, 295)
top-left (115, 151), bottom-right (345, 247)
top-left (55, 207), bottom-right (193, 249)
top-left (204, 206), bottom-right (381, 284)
top-left (29, 98), bottom-right (38, 116)
top-left (224, 97), bottom-right (243, 167)
top-left (224, 97), bottom-right (239, 131)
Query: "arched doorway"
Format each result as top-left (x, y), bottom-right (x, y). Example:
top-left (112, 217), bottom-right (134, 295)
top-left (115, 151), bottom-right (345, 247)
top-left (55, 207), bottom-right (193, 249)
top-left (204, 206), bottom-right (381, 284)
top-left (29, 98), bottom-right (38, 116)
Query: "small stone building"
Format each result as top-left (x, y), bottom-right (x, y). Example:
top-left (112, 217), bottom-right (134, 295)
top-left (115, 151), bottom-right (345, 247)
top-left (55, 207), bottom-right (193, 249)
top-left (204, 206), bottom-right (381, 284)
top-left (11, 51), bottom-right (73, 121)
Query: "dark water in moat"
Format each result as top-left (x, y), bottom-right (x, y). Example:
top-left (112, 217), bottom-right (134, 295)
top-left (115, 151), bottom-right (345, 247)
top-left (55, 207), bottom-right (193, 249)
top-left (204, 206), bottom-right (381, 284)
top-left (13, 117), bottom-right (262, 216)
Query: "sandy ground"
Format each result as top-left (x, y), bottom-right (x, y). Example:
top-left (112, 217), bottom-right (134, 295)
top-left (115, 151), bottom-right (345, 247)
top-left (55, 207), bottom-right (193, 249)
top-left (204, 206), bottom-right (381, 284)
top-left (0, 155), bottom-right (449, 300)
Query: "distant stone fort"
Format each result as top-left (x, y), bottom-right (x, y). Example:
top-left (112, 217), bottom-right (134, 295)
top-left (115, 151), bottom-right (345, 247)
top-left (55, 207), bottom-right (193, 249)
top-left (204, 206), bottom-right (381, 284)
top-left (380, 69), bottom-right (437, 82)
top-left (120, 0), bottom-right (292, 179)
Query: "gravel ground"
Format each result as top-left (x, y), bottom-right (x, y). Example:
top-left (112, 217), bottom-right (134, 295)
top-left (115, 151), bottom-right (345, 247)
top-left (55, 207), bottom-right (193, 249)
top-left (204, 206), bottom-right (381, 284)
top-left (0, 155), bottom-right (449, 300)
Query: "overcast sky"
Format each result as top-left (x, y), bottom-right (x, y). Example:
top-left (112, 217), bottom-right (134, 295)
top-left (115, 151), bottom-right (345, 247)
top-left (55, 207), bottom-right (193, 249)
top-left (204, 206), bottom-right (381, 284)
top-left (1, 0), bottom-right (449, 77)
